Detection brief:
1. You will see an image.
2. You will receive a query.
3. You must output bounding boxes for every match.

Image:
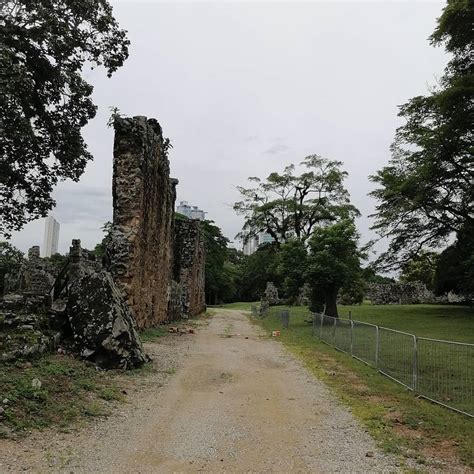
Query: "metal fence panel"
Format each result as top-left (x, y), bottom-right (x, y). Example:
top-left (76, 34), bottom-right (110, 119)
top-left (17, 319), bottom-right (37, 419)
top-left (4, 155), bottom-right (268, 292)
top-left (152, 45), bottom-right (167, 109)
top-left (312, 313), bottom-right (322, 337)
top-left (280, 310), bottom-right (290, 328)
top-left (416, 337), bottom-right (474, 416)
top-left (378, 327), bottom-right (416, 390)
top-left (334, 318), bottom-right (352, 354)
top-left (352, 321), bottom-right (378, 367)
top-left (307, 309), bottom-right (472, 417)
top-left (320, 314), bottom-right (336, 346)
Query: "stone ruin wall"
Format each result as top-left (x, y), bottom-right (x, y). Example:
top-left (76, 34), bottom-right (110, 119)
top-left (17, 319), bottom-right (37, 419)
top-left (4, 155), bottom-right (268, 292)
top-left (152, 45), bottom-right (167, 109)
top-left (1, 115), bottom-right (206, 367)
top-left (172, 219), bottom-right (206, 318)
top-left (107, 116), bottom-right (205, 328)
top-left (107, 116), bottom-right (178, 329)
top-left (366, 282), bottom-right (465, 305)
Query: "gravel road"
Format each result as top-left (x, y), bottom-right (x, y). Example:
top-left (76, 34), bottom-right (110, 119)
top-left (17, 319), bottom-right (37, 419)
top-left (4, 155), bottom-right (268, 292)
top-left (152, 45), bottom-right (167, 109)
top-left (1, 309), bottom-right (401, 473)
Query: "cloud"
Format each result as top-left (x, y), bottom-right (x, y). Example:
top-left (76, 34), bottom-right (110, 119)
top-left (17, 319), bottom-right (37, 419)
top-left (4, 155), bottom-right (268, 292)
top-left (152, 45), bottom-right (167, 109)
top-left (53, 184), bottom-right (111, 226)
top-left (244, 135), bottom-right (260, 143)
top-left (264, 143), bottom-right (290, 155)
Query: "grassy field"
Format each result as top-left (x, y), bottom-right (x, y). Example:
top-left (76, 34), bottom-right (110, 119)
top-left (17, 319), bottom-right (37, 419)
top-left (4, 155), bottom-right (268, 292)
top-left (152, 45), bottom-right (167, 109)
top-left (330, 304), bottom-right (473, 342)
top-left (225, 302), bottom-right (474, 469)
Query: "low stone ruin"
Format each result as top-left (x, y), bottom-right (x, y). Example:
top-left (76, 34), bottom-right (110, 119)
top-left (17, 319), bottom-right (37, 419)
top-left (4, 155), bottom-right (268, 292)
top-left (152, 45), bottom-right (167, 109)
top-left (4, 246), bottom-right (54, 297)
top-left (1, 240), bottom-right (148, 368)
top-left (264, 282), bottom-right (280, 305)
top-left (1, 115), bottom-right (206, 369)
top-left (366, 281), bottom-right (465, 305)
top-left (258, 282), bottom-right (280, 316)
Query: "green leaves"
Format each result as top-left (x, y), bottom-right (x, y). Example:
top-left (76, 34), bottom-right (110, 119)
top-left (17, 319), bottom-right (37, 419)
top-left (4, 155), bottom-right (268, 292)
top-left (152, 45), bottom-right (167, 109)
top-left (0, 0), bottom-right (129, 236)
top-left (305, 219), bottom-right (363, 316)
top-left (370, 0), bottom-right (473, 270)
top-left (234, 155), bottom-right (358, 245)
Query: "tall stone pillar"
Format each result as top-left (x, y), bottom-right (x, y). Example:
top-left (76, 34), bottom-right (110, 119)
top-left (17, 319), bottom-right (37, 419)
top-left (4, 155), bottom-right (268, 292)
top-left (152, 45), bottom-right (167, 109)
top-left (107, 116), bottom-right (178, 328)
top-left (173, 219), bottom-right (206, 317)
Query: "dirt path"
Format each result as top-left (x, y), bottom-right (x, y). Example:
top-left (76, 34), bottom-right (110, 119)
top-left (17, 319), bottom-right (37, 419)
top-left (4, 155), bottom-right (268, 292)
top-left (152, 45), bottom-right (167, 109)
top-left (2, 309), bottom-right (400, 472)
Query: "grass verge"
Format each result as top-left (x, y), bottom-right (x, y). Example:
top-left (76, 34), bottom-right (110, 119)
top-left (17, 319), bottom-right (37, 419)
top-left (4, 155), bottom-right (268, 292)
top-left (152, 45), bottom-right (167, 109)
top-left (248, 305), bottom-right (473, 470)
top-left (0, 312), bottom-right (211, 439)
top-left (0, 355), bottom-right (125, 438)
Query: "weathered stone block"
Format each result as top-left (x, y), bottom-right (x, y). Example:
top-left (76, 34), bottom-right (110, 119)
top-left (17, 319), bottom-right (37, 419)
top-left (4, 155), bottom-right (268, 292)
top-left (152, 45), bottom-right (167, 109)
top-left (67, 271), bottom-right (148, 369)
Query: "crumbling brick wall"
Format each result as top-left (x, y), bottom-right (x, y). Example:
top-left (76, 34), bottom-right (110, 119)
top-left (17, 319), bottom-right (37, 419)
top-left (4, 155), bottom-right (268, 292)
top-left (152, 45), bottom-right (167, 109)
top-left (172, 219), bottom-right (206, 318)
top-left (107, 116), bottom-right (178, 328)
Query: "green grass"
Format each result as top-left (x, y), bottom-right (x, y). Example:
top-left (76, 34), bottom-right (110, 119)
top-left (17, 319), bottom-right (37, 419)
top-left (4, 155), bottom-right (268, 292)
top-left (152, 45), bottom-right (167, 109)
top-left (140, 326), bottom-right (168, 342)
top-left (237, 303), bottom-right (473, 469)
top-left (0, 312), bottom-right (212, 439)
top-left (210, 301), bottom-right (256, 311)
top-left (0, 355), bottom-right (125, 437)
top-left (336, 304), bottom-right (474, 342)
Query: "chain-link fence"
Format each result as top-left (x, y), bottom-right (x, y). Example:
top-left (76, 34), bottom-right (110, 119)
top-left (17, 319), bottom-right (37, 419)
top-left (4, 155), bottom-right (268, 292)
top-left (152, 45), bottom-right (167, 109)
top-left (312, 312), bottom-right (473, 417)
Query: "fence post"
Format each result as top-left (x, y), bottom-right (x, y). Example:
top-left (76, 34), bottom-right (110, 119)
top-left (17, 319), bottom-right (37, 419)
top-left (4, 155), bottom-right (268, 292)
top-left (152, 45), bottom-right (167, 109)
top-left (413, 336), bottom-right (418, 392)
top-left (320, 313), bottom-right (323, 340)
top-left (375, 325), bottom-right (380, 369)
top-left (333, 317), bottom-right (337, 346)
top-left (350, 320), bottom-right (354, 356)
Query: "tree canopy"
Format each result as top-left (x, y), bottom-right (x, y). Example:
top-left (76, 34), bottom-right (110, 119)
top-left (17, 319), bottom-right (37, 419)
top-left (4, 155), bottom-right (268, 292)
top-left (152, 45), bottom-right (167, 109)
top-left (370, 0), bottom-right (473, 269)
top-left (234, 155), bottom-right (359, 246)
top-left (0, 0), bottom-right (129, 237)
top-left (0, 241), bottom-right (24, 294)
top-left (201, 220), bottom-right (240, 305)
top-left (278, 239), bottom-right (308, 304)
top-left (399, 251), bottom-right (439, 290)
top-left (306, 219), bottom-right (363, 317)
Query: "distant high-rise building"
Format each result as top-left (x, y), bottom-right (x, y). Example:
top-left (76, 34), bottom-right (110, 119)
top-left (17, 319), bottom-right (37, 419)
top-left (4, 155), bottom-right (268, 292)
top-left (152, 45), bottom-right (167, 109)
top-left (176, 201), bottom-right (207, 220)
top-left (242, 231), bottom-right (274, 255)
top-left (43, 216), bottom-right (60, 257)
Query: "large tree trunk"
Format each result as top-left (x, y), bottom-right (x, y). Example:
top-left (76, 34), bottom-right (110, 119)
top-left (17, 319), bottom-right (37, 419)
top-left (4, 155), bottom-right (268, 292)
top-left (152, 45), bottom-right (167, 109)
top-left (324, 287), bottom-right (339, 318)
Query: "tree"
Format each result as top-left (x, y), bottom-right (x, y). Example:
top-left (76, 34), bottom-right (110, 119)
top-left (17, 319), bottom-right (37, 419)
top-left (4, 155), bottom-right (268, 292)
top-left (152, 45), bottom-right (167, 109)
top-left (45, 252), bottom-right (68, 275)
top-left (433, 226), bottom-right (474, 299)
top-left (370, 0), bottom-right (473, 269)
top-left (94, 221), bottom-right (113, 258)
top-left (201, 220), bottom-right (233, 305)
top-left (399, 251), bottom-right (439, 290)
top-left (0, 241), bottom-right (24, 294)
top-left (234, 155), bottom-right (359, 246)
top-left (361, 266), bottom-right (395, 285)
top-left (0, 1), bottom-right (129, 237)
top-left (305, 220), bottom-right (363, 317)
top-left (237, 244), bottom-right (281, 301)
top-left (278, 239), bottom-right (308, 304)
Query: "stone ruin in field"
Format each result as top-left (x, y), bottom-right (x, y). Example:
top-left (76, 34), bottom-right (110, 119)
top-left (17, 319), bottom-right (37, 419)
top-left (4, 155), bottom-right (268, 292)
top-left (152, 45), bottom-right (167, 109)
top-left (366, 282), bottom-right (465, 305)
top-left (1, 116), bottom-right (206, 368)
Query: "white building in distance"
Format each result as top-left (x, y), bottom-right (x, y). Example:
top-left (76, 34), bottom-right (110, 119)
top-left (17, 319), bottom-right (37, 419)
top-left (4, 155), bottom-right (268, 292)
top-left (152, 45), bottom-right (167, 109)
top-left (242, 231), bottom-right (274, 256)
top-left (176, 201), bottom-right (207, 220)
top-left (42, 216), bottom-right (60, 257)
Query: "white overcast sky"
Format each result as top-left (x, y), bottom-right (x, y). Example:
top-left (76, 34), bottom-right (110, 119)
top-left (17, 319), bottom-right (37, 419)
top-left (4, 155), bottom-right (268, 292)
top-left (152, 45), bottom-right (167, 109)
top-left (9, 0), bottom-right (448, 257)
